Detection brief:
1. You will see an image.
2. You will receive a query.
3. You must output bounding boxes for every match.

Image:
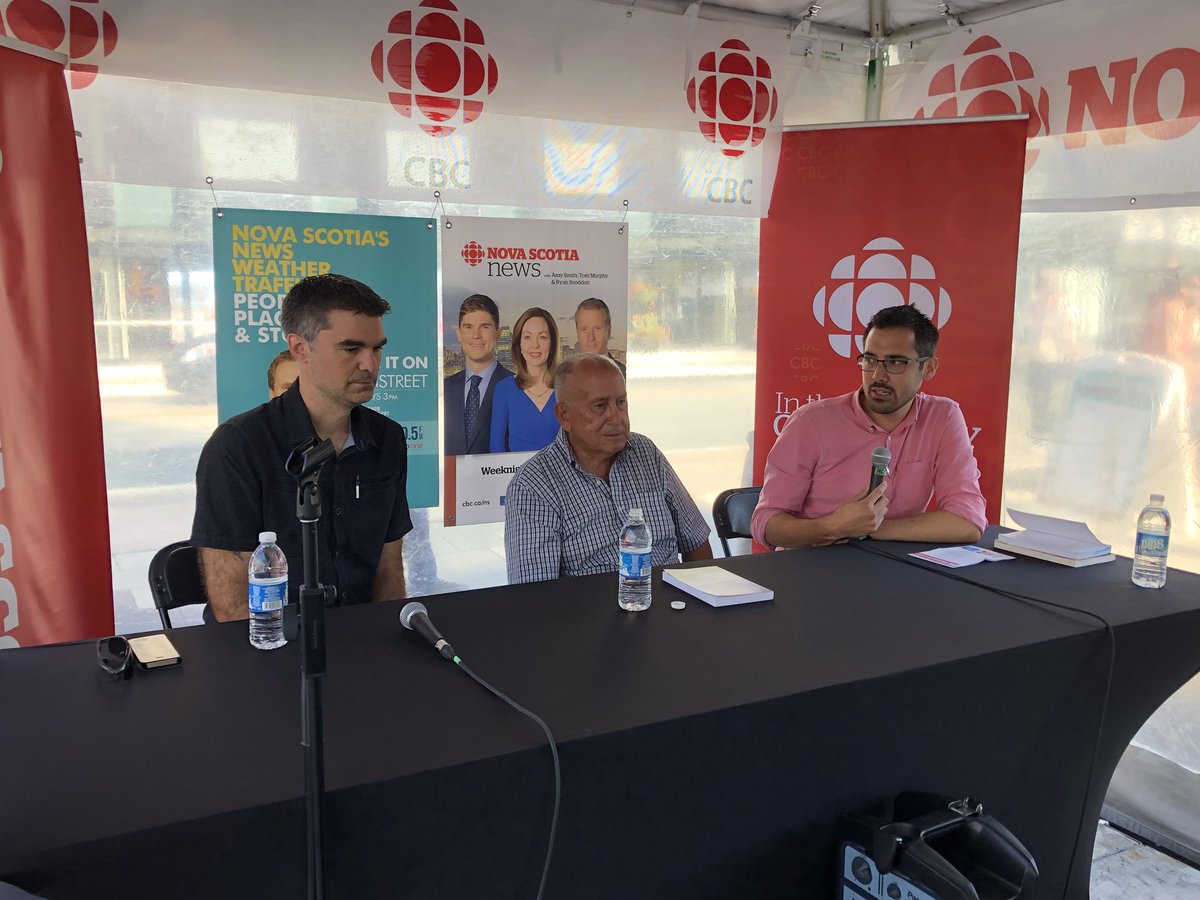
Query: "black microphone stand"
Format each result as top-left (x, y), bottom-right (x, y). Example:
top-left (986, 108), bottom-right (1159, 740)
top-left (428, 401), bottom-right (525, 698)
top-left (285, 437), bottom-right (338, 900)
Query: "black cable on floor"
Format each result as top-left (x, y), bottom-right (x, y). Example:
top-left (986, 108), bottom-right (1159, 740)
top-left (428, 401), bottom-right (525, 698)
top-left (850, 540), bottom-right (1117, 895)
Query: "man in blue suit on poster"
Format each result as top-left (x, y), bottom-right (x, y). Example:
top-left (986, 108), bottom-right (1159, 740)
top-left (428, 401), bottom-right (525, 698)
top-left (444, 293), bottom-right (514, 455)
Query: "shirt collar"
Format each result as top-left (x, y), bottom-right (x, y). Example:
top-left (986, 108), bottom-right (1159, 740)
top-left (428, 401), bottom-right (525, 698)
top-left (280, 380), bottom-right (376, 451)
top-left (556, 428), bottom-right (628, 476)
top-left (465, 359), bottom-right (498, 382)
top-left (849, 388), bottom-right (924, 434)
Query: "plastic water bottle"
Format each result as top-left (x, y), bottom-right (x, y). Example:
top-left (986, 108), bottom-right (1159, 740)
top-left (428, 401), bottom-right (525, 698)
top-left (618, 508), bottom-right (653, 611)
top-left (249, 531), bottom-right (288, 649)
top-left (1132, 494), bottom-right (1170, 589)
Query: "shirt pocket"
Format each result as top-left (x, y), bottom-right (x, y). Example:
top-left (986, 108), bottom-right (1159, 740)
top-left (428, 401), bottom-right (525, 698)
top-left (890, 459), bottom-right (934, 505)
top-left (344, 472), bottom-right (398, 544)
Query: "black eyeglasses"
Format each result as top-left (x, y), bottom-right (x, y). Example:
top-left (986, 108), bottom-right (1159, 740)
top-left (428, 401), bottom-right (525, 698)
top-left (856, 353), bottom-right (932, 374)
top-left (96, 635), bottom-right (133, 680)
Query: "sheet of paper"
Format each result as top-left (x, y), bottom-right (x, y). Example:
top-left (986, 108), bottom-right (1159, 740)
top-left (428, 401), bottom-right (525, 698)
top-left (910, 546), bottom-right (1015, 568)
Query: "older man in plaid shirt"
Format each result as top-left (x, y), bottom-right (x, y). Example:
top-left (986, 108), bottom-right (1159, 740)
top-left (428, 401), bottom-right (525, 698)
top-left (503, 354), bottom-right (712, 584)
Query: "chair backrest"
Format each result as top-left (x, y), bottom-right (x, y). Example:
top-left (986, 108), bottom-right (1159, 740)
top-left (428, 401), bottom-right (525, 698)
top-left (712, 486), bottom-right (762, 557)
top-left (147, 541), bottom-right (206, 629)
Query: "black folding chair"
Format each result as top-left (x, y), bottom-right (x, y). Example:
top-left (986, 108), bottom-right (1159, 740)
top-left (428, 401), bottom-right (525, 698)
top-left (712, 486), bottom-right (762, 557)
top-left (147, 541), bottom-right (207, 628)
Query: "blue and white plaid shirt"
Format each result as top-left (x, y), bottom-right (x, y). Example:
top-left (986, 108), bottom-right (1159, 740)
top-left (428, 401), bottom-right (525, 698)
top-left (504, 430), bottom-right (711, 584)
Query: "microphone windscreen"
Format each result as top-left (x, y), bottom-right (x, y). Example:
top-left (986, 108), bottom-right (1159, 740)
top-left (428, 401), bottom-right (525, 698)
top-left (871, 446), bottom-right (892, 468)
top-left (399, 601), bottom-right (429, 630)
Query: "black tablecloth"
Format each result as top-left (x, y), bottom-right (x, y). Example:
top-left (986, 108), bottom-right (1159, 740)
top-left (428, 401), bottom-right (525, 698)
top-left (2, 528), bottom-right (1199, 899)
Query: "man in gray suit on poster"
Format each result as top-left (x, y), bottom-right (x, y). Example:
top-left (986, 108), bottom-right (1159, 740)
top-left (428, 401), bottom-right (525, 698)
top-left (444, 293), bottom-right (514, 455)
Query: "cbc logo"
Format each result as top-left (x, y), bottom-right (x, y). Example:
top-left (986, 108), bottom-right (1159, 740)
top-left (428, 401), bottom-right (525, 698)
top-left (0, 0), bottom-right (119, 89)
top-left (914, 34), bottom-right (1049, 171)
top-left (371, 0), bottom-right (499, 137)
top-left (686, 38), bottom-right (779, 158)
top-left (399, 156), bottom-right (471, 189)
top-left (811, 237), bottom-right (953, 358)
top-left (461, 241), bottom-right (485, 266)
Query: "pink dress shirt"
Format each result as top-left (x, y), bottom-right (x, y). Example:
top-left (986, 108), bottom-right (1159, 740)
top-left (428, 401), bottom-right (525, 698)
top-left (751, 390), bottom-right (986, 547)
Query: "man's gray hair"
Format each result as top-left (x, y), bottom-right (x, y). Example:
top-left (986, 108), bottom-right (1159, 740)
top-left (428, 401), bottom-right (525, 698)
top-left (554, 353), bottom-right (623, 400)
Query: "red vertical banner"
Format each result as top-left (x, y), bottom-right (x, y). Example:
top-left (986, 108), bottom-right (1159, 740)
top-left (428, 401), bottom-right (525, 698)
top-left (0, 43), bottom-right (113, 646)
top-left (755, 119), bottom-right (1028, 526)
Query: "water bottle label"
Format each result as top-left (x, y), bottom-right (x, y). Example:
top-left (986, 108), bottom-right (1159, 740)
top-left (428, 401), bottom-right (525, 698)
top-left (1136, 532), bottom-right (1169, 559)
top-left (619, 550), bottom-right (652, 578)
top-left (249, 577), bottom-right (287, 613)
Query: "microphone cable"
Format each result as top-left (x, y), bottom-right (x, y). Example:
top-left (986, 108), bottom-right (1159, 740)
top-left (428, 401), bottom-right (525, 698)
top-left (452, 656), bottom-right (561, 900)
top-left (849, 539), bottom-right (1116, 897)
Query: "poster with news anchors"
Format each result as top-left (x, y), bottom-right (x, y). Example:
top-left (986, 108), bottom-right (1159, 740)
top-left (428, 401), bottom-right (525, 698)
top-left (441, 216), bottom-right (629, 526)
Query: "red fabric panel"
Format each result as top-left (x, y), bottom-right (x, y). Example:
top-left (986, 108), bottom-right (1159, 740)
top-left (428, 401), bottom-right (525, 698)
top-left (755, 119), bottom-right (1028, 528)
top-left (0, 44), bottom-right (113, 646)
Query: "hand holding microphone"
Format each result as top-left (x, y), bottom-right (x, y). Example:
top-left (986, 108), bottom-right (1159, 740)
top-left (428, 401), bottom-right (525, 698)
top-left (868, 446), bottom-right (891, 495)
top-left (856, 446), bottom-right (891, 538)
top-left (820, 447), bottom-right (890, 542)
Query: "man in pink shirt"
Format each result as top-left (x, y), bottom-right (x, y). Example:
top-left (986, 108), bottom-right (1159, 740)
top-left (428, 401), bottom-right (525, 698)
top-left (751, 305), bottom-right (986, 548)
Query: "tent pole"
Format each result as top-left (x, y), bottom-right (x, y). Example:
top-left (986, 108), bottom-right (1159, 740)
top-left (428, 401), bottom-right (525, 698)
top-left (864, 0), bottom-right (886, 121)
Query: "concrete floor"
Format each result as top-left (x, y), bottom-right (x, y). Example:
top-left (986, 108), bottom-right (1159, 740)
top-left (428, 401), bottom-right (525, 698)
top-left (1092, 821), bottom-right (1200, 899)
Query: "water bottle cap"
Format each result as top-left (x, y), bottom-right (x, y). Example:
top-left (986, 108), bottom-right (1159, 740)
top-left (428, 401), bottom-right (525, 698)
top-left (259, 531), bottom-right (277, 543)
top-left (1150, 494), bottom-right (1164, 503)
top-left (628, 507), bottom-right (644, 522)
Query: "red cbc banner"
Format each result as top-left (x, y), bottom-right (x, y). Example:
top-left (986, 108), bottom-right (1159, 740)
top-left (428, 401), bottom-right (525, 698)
top-left (754, 118), bottom-right (1028, 527)
top-left (0, 42), bottom-right (113, 646)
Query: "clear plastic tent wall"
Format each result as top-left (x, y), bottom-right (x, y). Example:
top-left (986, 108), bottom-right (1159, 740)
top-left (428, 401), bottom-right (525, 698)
top-left (888, 0), bottom-right (1200, 860)
top-left (56, 0), bottom-right (865, 631)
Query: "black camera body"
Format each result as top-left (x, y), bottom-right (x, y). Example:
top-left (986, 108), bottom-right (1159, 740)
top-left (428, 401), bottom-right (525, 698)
top-left (841, 794), bottom-right (1038, 900)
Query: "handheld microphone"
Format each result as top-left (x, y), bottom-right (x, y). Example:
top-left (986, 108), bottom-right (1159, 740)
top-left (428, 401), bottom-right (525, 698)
top-left (868, 446), bottom-right (891, 494)
top-left (400, 601), bottom-right (457, 661)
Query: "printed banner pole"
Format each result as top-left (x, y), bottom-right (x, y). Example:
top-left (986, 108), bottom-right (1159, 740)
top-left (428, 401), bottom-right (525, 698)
top-left (755, 118), bottom-right (1028, 527)
top-left (0, 43), bottom-right (114, 646)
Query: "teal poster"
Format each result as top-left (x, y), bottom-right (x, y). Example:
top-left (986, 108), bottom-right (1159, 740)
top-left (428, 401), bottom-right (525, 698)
top-left (213, 208), bottom-right (438, 507)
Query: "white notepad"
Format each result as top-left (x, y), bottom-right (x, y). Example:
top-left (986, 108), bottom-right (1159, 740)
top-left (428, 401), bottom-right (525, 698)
top-left (662, 566), bottom-right (774, 607)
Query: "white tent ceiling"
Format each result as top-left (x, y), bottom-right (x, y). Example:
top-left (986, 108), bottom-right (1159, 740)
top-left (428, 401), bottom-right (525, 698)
top-left (593, 0), bottom-right (1068, 44)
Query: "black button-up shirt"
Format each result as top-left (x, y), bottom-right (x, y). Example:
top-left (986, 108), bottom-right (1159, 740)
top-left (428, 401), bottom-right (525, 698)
top-left (191, 383), bottom-right (412, 606)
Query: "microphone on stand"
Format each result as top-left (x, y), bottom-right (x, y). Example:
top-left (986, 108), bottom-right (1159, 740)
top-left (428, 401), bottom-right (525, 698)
top-left (400, 601), bottom-right (457, 661)
top-left (868, 446), bottom-right (891, 494)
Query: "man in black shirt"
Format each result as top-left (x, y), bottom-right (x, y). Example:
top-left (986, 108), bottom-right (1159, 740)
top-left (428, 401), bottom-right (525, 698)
top-left (191, 274), bottom-right (412, 620)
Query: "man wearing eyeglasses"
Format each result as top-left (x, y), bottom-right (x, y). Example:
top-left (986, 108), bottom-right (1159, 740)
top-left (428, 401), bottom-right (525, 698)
top-left (751, 305), bottom-right (986, 548)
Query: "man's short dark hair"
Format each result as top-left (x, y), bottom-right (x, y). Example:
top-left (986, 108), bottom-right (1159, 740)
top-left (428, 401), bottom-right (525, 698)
top-left (459, 293), bottom-right (500, 327)
top-left (266, 349), bottom-right (293, 391)
top-left (574, 297), bottom-right (611, 329)
top-left (864, 305), bottom-right (939, 359)
top-left (280, 274), bottom-right (390, 343)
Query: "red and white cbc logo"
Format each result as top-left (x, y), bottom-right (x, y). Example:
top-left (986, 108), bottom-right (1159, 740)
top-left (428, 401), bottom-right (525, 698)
top-left (0, 0), bottom-right (118, 89)
top-left (914, 35), bottom-right (1049, 171)
top-left (461, 241), bottom-right (485, 267)
top-left (686, 39), bottom-right (779, 158)
top-left (371, 0), bottom-right (499, 137)
top-left (811, 237), bottom-right (953, 358)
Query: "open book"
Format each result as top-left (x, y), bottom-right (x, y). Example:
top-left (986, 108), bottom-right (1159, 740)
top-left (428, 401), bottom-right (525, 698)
top-left (993, 509), bottom-right (1115, 568)
top-left (662, 566), bottom-right (774, 607)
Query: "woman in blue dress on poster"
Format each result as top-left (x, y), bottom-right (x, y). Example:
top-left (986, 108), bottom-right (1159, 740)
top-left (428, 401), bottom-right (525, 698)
top-left (490, 307), bottom-right (560, 452)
